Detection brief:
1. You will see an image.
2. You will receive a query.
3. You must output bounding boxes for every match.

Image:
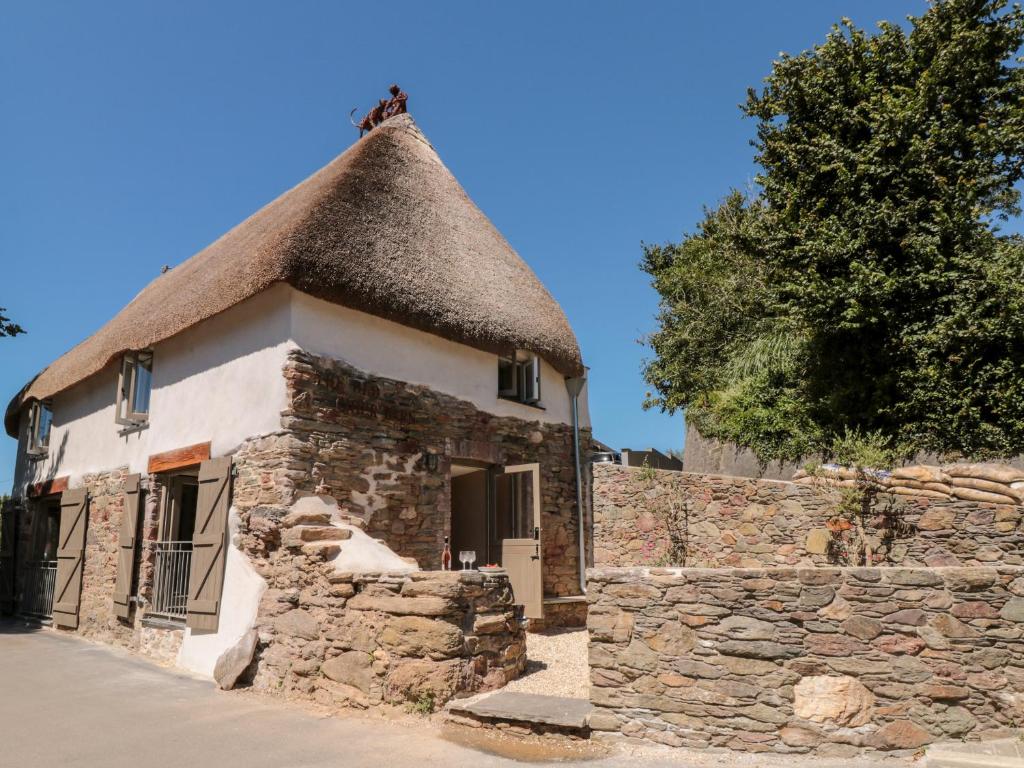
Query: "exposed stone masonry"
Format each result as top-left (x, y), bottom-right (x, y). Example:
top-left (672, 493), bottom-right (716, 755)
top-left (252, 567), bottom-right (526, 709)
top-left (587, 566), bottom-right (1024, 755)
top-left (244, 350), bottom-right (591, 598)
top-left (11, 468), bottom-right (184, 664)
top-left (594, 464), bottom-right (1022, 568)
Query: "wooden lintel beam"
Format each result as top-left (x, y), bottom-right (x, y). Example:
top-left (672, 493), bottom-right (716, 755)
top-left (147, 442), bottom-right (211, 474)
top-left (28, 475), bottom-right (69, 499)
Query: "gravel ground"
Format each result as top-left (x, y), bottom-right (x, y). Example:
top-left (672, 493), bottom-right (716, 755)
top-left (504, 628), bottom-right (590, 699)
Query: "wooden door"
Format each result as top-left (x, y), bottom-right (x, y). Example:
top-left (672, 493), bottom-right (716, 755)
top-left (500, 463), bottom-right (543, 619)
top-left (53, 488), bottom-right (88, 629)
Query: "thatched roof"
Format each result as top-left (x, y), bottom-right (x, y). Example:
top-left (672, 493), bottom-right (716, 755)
top-left (6, 114), bottom-right (583, 437)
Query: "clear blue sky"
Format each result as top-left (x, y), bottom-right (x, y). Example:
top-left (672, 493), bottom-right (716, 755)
top-left (0, 0), bottom-right (926, 487)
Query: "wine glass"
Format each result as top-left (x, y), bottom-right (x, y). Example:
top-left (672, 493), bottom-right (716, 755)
top-left (458, 550), bottom-right (470, 571)
top-left (467, 550), bottom-right (477, 570)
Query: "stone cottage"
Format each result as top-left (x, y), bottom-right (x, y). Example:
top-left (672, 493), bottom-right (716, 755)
top-left (0, 114), bottom-right (591, 696)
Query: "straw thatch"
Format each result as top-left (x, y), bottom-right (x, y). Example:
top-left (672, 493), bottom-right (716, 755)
top-left (6, 115), bottom-right (582, 436)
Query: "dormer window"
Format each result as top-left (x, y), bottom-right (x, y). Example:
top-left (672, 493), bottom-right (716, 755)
top-left (116, 350), bottom-right (153, 427)
top-left (27, 400), bottom-right (52, 455)
top-left (499, 351), bottom-right (541, 405)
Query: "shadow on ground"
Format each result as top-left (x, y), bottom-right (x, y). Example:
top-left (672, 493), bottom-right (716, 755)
top-left (0, 617), bottom-right (45, 635)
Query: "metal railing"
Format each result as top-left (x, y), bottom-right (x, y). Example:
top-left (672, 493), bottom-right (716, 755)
top-left (20, 560), bottom-right (57, 618)
top-left (151, 541), bottom-right (192, 621)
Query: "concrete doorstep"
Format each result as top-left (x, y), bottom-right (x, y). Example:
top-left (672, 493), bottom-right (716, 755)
top-left (926, 737), bottom-right (1024, 768)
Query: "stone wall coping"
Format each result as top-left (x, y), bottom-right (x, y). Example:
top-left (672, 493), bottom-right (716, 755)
top-left (594, 461), bottom-right (798, 489)
top-left (588, 564), bottom-right (1024, 579)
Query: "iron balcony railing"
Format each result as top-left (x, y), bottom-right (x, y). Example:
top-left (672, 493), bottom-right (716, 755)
top-left (20, 560), bottom-right (57, 619)
top-left (151, 541), bottom-right (192, 621)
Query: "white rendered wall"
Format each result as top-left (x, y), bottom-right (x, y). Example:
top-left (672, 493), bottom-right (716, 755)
top-left (288, 288), bottom-right (591, 430)
top-left (13, 285), bottom-right (294, 494)
top-left (177, 510), bottom-right (267, 678)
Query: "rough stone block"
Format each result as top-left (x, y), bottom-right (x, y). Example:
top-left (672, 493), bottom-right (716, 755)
top-left (793, 675), bottom-right (875, 726)
top-left (274, 609), bottom-right (319, 641)
top-left (379, 615), bottom-right (464, 660)
top-left (347, 593), bottom-right (456, 617)
top-left (321, 650), bottom-right (375, 694)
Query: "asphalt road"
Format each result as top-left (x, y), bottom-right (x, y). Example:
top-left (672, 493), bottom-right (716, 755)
top-left (0, 621), bottom-right (895, 768)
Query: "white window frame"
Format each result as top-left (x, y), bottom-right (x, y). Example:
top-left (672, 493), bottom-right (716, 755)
top-left (498, 350), bottom-right (542, 406)
top-left (27, 400), bottom-right (53, 456)
top-left (116, 350), bottom-right (153, 427)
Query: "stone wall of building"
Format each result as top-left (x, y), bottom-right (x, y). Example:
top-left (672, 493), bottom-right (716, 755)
top-left (587, 565), bottom-right (1024, 755)
top-left (75, 468), bottom-right (138, 648)
top-left (275, 350), bottom-right (589, 598)
top-left (10, 468), bottom-right (190, 662)
top-left (251, 567), bottom-right (526, 709)
top-left (593, 464), bottom-right (1023, 569)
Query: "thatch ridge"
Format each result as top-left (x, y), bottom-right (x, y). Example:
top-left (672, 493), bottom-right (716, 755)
top-left (5, 115), bottom-right (583, 436)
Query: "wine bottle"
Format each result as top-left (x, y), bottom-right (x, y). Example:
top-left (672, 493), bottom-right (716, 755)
top-left (441, 536), bottom-right (452, 571)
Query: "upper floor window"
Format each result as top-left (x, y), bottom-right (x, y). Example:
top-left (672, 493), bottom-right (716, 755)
top-left (116, 350), bottom-right (153, 427)
top-left (498, 351), bottom-right (541, 406)
top-left (27, 400), bottom-right (52, 455)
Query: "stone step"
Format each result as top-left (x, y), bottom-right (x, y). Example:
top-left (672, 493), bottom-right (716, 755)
top-left (926, 737), bottom-right (1024, 768)
top-left (281, 510), bottom-right (332, 528)
top-left (300, 541), bottom-right (342, 560)
top-left (282, 526), bottom-right (353, 548)
top-left (446, 691), bottom-right (592, 732)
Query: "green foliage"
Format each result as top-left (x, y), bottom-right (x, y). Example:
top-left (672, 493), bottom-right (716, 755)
top-left (643, 0), bottom-right (1024, 463)
top-left (829, 428), bottom-right (897, 471)
top-left (406, 692), bottom-right (436, 715)
top-left (0, 308), bottom-right (23, 338)
top-left (636, 456), bottom-right (657, 482)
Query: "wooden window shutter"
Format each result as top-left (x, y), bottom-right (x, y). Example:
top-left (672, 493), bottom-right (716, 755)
top-left (111, 474), bottom-right (141, 620)
top-left (186, 457), bottom-right (231, 632)
top-left (53, 487), bottom-right (88, 629)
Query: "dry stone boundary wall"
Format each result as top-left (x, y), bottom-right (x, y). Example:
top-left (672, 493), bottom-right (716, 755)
top-left (593, 464), bottom-right (1022, 569)
top-left (587, 566), bottom-right (1024, 755)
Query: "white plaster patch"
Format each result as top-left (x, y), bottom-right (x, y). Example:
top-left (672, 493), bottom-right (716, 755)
top-left (349, 452), bottom-right (421, 523)
top-left (287, 494), bottom-right (417, 574)
top-left (331, 524), bottom-right (418, 574)
top-left (176, 509), bottom-right (267, 679)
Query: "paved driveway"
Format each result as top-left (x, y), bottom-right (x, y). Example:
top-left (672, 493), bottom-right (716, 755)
top-left (0, 622), bottom-right (892, 768)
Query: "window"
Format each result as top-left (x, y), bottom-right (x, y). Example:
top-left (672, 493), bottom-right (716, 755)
top-left (498, 350), bottom-right (541, 405)
top-left (27, 400), bottom-right (52, 455)
top-left (116, 351), bottom-right (153, 427)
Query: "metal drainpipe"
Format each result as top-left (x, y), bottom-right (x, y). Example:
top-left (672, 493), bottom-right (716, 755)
top-left (564, 375), bottom-right (587, 595)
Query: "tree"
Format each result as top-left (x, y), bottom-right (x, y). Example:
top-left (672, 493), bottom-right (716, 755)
top-left (643, 0), bottom-right (1024, 464)
top-left (0, 308), bottom-right (24, 338)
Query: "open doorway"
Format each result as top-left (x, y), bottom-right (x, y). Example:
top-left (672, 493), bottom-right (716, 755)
top-left (20, 498), bottom-right (61, 619)
top-left (150, 472), bottom-right (198, 621)
top-left (449, 462), bottom-right (542, 618)
top-left (450, 463), bottom-right (538, 568)
top-left (450, 462), bottom-right (490, 566)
